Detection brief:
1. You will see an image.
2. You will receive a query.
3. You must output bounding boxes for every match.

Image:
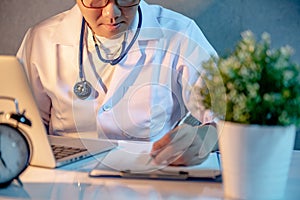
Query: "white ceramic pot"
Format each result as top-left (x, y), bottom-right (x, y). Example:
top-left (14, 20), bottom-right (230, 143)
top-left (217, 121), bottom-right (295, 200)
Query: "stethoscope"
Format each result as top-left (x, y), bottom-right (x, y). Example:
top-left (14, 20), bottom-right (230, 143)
top-left (73, 6), bottom-right (142, 100)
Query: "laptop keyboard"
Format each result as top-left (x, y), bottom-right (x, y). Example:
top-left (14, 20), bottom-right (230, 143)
top-left (51, 144), bottom-right (88, 160)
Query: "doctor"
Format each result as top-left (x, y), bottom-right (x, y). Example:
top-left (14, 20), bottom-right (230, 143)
top-left (17, 0), bottom-right (218, 166)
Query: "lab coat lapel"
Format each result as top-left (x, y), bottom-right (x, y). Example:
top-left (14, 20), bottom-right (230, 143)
top-left (50, 5), bottom-right (83, 87)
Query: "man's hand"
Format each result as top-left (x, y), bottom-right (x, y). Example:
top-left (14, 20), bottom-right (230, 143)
top-left (150, 124), bottom-right (218, 166)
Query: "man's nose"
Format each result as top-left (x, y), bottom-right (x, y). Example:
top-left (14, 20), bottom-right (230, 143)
top-left (102, 1), bottom-right (121, 20)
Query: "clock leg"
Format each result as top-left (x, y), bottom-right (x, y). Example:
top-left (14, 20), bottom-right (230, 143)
top-left (16, 177), bottom-right (23, 187)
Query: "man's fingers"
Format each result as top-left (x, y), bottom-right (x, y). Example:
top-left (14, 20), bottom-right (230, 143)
top-left (150, 124), bottom-right (216, 166)
top-left (152, 125), bottom-right (199, 165)
top-left (152, 144), bottom-right (186, 165)
top-left (169, 134), bottom-right (207, 166)
top-left (169, 144), bottom-right (198, 166)
top-left (151, 128), bottom-right (175, 153)
top-left (151, 130), bottom-right (173, 157)
top-left (151, 125), bottom-right (187, 156)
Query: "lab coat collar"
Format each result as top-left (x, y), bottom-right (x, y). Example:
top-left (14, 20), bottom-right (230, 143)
top-left (137, 0), bottom-right (164, 41)
top-left (52, 5), bottom-right (83, 46)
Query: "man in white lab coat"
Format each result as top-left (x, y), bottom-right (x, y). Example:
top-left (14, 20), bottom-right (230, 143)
top-left (17, 0), bottom-right (218, 166)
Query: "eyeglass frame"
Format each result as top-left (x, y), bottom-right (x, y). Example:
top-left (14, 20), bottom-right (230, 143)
top-left (81, 0), bottom-right (141, 9)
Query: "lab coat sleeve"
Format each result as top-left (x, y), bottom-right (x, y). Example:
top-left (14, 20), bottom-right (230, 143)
top-left (179, 20), bottom-right (217, 124)
top-left (16, 28), bottom-right (52, 129)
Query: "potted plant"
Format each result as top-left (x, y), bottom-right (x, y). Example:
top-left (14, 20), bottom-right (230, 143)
top-left (197, 30), bottom-right (300, 200)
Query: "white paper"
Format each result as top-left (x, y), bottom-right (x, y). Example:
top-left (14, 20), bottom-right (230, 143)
top-left (90, 140), bottom-right (221, 178)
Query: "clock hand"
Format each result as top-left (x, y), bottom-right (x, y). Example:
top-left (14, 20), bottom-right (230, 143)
top-left (0, 134), bottom-right (7, 168)
top-left (0, 151), bottom-right (7, 168)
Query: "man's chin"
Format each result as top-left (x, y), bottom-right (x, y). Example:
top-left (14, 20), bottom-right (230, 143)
top-left (95, 24), bottom-right (127, 39)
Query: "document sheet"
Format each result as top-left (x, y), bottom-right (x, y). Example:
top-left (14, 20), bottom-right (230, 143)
top-left (89, 141), bottom-right (221, 180)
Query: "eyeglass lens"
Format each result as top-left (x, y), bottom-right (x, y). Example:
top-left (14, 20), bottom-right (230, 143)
top-left (82, 0), bottom-right (140, 8)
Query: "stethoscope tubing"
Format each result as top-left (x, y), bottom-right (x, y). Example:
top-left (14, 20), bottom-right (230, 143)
top-left (77, 6), bottom-right (142, 81)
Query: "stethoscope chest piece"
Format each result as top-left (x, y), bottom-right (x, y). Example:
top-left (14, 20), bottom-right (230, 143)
top-left (73, 80), bottom-right (92, 100)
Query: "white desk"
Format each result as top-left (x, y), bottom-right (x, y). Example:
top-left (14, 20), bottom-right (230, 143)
top-left (0, 151), bottom-right (299, 200)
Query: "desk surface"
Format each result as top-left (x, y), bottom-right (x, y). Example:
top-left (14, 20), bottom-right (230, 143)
top-left (0, 151), bottom-right (299, 200)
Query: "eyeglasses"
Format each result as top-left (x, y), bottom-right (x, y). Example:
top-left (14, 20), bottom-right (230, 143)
top-left (81, 0), bottom-right (140, 9)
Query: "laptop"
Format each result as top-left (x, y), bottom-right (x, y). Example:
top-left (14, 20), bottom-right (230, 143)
top-left (0, 55), bottom-right (116, 168)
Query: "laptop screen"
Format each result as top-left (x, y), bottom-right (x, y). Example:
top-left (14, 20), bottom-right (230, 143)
top-left (0, 56), bottom-right (57, 167)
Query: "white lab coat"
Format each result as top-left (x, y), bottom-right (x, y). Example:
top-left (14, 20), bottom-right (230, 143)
top-left (17, 1), bottom-right (217, 141)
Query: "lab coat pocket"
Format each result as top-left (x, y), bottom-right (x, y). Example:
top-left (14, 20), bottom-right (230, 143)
top-left (111, 83), bottom-right (174, 139)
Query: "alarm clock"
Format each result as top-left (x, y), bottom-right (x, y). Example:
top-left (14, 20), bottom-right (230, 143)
top-left (0, 96), bottom-right (32, 188)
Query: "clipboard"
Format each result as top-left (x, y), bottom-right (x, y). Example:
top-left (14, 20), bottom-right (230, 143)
top-left (88, 141), bottom-right (222, 181)
top-left (89, 165), bottom-right (221, 181)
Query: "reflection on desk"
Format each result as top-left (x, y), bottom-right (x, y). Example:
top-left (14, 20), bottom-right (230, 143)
top-left (0, 151), bottom-right (299, 200)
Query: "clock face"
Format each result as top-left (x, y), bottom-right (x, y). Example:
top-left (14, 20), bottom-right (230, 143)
top-left (0, 124), bottom-right (31, 186)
